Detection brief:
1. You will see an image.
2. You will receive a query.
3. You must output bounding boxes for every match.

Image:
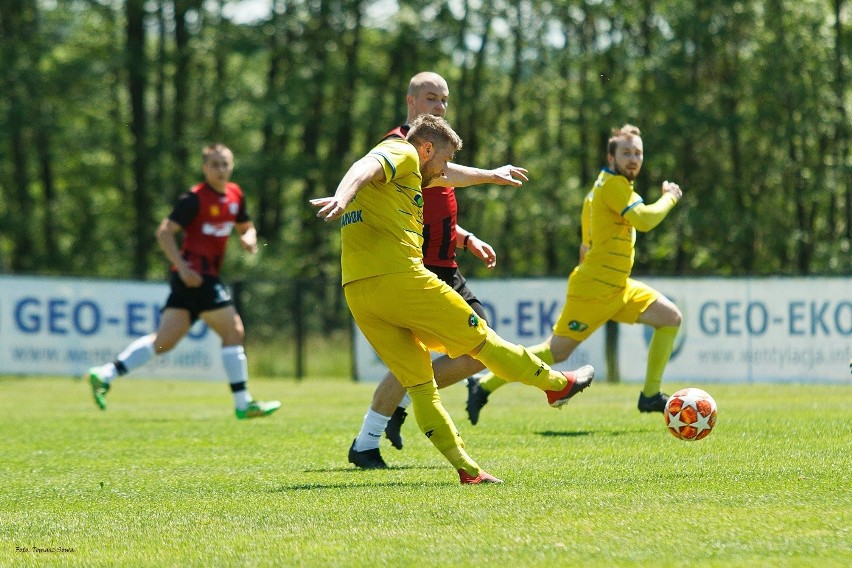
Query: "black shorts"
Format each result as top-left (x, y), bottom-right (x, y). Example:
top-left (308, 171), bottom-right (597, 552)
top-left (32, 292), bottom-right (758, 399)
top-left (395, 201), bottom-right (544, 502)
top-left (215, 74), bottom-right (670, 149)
top-left (426, 265), bottom-right (488, 324)
top-left (164, 272), bottom-right (233, 322)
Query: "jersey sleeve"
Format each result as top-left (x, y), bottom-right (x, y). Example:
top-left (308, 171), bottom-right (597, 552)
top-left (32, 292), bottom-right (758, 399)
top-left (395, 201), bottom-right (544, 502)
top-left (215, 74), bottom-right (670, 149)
top-left (234, 188), bottom-right (250, 223)
top-left (368, 140), bottom-right (419, 184)
top-left (623, 193), bottom-right (678, 232)
top-left (600, 176), bottom-right (642, 216)
top-left (168, 192), bottom-right (200, 228)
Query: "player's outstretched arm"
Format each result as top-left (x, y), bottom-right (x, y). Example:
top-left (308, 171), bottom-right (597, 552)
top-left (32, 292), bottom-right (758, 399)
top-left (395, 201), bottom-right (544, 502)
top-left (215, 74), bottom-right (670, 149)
top-left (623, 180), bottom-right (683, 233)
top-left (310, 157), bottom-right (384, 222)
top-left (433, 163), bottom-right (529, 188)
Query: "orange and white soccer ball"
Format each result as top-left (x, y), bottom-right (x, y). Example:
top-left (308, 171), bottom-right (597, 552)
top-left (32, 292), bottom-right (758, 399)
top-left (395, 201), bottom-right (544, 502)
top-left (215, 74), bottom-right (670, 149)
top-left (664, 388), bottom-right (717, 441)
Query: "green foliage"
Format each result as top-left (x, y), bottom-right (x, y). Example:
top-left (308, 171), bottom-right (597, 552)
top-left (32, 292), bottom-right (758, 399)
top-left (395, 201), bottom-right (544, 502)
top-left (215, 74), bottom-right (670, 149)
top-left (0, 0), bottom-right (848, 280)
top-left (1, 377), bottom-right (849, 566)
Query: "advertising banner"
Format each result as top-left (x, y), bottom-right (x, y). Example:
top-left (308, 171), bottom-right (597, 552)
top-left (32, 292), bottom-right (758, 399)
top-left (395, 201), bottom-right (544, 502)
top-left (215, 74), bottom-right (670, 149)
top-left (622, 277), bottom-right (851, 383)
top-left (4, 275), bottom-right (848, 383)
top-left (0, 275), bottom-right (223, 380)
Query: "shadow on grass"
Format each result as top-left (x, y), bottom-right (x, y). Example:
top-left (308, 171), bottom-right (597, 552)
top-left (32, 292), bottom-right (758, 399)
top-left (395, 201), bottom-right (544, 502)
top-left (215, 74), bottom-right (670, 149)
top-left (538, 430), bottom-right (593, 438)
top-left (303, 464), bottom-right (445, 473)
top-left (537, 428), bottom-right (654, 437)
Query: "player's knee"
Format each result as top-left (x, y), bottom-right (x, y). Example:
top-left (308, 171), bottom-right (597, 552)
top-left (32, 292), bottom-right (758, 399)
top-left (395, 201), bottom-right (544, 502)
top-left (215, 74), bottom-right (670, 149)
top-left (550, 345), bottom-right (571, 363)
top-left (669, 306), bottom-right (683, 327)
top-left (153, 340), bottom-right (176, 355)
top-left (220, 326), bottom-right (245, 345)
top-left (233, 327), bottom-right (246, 344)
top-left (549, 337), bottom-right (575, 363)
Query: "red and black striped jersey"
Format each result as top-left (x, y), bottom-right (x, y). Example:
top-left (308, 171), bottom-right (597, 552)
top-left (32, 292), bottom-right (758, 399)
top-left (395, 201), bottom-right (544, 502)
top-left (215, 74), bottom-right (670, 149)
top-left (382, 125), bottom-right (458, 268)
top-left (168, 181), bottom-right (250, 277)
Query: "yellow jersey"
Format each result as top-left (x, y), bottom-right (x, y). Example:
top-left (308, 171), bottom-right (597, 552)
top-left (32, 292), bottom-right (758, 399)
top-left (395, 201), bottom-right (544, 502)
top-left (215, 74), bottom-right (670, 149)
top-left (576, 168), bottom-right (644, 288)
top-left (341, 138), bottom-right (425, 285)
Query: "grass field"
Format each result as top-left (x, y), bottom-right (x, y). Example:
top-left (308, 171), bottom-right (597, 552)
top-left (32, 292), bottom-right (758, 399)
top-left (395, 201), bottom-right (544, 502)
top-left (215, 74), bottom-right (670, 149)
top-left (1, 375), bottom-right (849, 567)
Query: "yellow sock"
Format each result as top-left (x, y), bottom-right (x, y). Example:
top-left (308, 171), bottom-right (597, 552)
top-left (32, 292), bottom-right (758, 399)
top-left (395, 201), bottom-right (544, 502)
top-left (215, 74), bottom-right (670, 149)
top-left (408, 381), bottom-right (480, 475)
top-left (643, 326), bottom-right (679, 396)
top-left (473, 330), bottom-right (565, 392)
top-left (479, 341), bottom-right (555, 393)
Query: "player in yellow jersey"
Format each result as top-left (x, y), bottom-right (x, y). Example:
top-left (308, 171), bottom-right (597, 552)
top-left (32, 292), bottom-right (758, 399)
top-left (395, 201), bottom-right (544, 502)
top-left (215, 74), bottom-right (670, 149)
top-left (311, 114), bottom-right (594, 484)
top-left (468, 124), bottom-right (683, 422)
top-left (347, 71), bottom-right (564, 471)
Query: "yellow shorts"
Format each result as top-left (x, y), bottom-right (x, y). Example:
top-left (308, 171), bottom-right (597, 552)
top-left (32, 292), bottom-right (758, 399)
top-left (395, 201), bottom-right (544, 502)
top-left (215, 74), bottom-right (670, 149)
top-left (553, 269), bottom-right (660, 341)
top-left (344, 265), bottom-right (489, 388)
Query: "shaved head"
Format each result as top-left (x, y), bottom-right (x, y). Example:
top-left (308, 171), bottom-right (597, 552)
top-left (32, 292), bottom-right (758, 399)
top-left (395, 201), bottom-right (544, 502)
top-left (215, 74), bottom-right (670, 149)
top-left (406, 72), bottom-right (450, 123)
top-left (407, 72), bottom-right (448, 97)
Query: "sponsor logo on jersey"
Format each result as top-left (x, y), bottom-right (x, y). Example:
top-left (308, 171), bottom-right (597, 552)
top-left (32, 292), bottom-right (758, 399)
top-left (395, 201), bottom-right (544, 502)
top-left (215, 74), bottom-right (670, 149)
top-left (340, 209), bottom-right (363, 227)
top-left (424, 429), bottom-right (434, 438)
top-left (201, 221), bottom-right (235, 237)
top-left (568, 320), bottom-right (589, 332)
top-left (468, 314), bottom-right (479, 327)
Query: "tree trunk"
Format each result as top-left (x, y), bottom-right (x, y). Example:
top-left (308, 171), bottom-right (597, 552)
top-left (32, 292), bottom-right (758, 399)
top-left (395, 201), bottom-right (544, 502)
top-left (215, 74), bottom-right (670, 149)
top-left (172, 0), bottom-right (192, 195)
top-left (0, 0), bottom-right (37, 271)
top-left (210, 0), bottom-right (228, 141)
top-left (297, 0), bottom-right (331, 278)
top-left (126, 0), bottom-right (151, 278)
top-left (833, 0), bottom-right (850, 252)
top-left (153, 1), bottom-right (168, 202)
top-left (258, 0), bottom-right (290, 240)
top-left (34, 106), bottom-right (58, 268)
top-left (463, 0), bottom-right (493, 164)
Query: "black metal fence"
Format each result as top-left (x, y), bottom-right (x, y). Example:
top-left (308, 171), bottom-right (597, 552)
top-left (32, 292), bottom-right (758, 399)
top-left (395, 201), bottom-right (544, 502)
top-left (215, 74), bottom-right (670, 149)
top-left (230, 277), bottom-right (352, 380)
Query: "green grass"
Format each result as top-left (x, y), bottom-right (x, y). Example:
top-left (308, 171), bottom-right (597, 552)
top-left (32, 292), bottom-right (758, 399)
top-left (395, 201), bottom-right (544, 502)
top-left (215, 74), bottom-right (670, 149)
top-left (1, 376), bottom-right (849, 567)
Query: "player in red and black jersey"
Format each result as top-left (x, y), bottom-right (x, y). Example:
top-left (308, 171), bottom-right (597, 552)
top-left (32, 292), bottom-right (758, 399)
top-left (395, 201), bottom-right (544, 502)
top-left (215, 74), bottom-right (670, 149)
top-left (86, 144), bottom-right (281, 420)
top-left (167, 178), bottom-right (249, 278)
top-left (348, 72), bottom-right (531, 469)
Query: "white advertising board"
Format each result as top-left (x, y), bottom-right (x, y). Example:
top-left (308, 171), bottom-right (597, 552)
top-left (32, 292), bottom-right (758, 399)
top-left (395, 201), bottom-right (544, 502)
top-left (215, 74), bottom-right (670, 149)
top-left (620, 277), bottom-right (851, 383)
top-left (0, 275), bottom-right (223, 380)
top-left (354, 276), bottom-right (851, 384)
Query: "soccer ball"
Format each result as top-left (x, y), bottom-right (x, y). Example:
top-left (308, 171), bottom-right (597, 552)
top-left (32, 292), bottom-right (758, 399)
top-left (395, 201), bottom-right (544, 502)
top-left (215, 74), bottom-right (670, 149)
top-left (664, 388), bottom-right (717, 441)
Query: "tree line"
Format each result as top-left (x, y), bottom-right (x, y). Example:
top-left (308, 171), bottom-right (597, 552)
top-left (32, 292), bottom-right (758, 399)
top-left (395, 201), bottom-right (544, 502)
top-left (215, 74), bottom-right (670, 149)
top-left (1, 0), bottom-right (849, 288)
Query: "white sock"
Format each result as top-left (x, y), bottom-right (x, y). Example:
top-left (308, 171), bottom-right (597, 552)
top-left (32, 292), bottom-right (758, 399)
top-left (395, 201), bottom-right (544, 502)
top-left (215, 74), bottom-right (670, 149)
top-left (232, 389), bottom-right (251, 411)
top-left (96, 363), bottom-right (118, 384)
top-left (399, 392), bottom-right (412, 410)
top-left (111, 335), bottom-right (156, 383)
top-left (222, 345), bottom-right (251, 410)
top-left (353, 409), bottom-right (391, 452)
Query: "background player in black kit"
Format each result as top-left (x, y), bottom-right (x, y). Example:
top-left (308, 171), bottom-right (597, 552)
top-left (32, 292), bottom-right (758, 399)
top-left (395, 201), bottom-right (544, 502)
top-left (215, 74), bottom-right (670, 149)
top-left (87, 143), bottom-right (281, 420)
